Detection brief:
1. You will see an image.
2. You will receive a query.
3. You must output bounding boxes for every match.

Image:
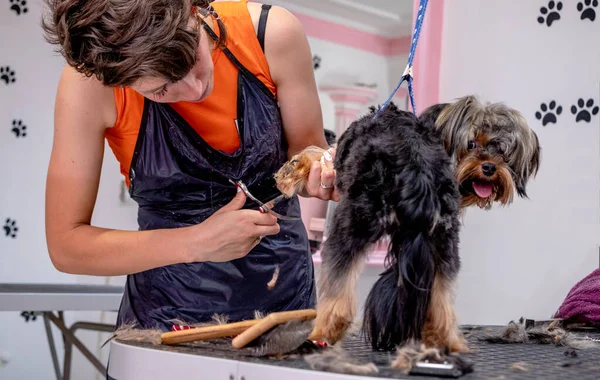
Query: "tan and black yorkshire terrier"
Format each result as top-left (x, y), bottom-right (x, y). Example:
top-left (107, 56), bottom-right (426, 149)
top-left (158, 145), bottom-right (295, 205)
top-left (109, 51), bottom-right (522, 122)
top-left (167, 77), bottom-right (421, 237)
top-left (274, 95), bottom-right (541, 354)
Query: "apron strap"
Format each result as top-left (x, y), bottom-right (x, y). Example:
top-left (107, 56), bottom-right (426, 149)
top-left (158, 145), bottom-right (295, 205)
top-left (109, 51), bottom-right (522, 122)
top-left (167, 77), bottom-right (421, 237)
top-left (257, 4), bottom-right (272, 53)
top-left (200, 7), bottom-right (278, 102)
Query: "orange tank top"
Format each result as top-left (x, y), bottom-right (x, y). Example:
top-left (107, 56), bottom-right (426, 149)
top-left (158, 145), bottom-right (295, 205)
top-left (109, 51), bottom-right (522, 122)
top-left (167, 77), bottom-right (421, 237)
top-left (105, 0), bottom-right (276, 187)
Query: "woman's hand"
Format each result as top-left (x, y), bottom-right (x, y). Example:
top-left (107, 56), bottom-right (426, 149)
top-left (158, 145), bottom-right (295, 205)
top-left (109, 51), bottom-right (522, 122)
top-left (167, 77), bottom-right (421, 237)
top-left (188, 190), bottom-right (281, 263)
top-left (302, 147), bottom-right (340, 202)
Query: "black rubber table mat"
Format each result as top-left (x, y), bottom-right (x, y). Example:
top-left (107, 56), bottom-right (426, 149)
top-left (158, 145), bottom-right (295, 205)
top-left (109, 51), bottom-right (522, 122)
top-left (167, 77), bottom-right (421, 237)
top-left (117, 325), bottom-right (600, 379)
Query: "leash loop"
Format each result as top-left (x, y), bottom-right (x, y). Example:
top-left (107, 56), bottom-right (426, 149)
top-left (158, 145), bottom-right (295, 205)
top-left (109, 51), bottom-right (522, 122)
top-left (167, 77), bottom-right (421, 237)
top-left (373, 0), bottom-right (429, 119)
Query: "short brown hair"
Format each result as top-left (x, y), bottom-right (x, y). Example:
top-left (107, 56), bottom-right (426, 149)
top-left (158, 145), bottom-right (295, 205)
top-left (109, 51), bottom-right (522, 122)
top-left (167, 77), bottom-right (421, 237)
top-left (41, 0), bottom-right (227, 87)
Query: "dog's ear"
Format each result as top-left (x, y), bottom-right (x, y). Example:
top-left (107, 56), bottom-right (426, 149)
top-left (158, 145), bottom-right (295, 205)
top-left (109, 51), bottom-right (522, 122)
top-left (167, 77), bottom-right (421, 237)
top-left (514, 129), bottom-right (541, 198)
top-left (324, 129), bottom-right (337, 146)
top-left (419, 103), bottom-right (448, 127)
top-left (423, 96), bottom-right (481, 159)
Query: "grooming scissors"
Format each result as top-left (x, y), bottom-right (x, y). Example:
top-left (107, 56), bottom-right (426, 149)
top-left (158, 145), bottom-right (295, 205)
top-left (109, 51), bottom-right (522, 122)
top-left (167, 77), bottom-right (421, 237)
top-left (229, 179), bottom-right (299, 221)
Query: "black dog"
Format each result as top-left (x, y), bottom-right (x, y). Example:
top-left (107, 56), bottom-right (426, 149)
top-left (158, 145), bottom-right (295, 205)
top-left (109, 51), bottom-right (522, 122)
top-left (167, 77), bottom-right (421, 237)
top-left (277, 102), bottom-right (466, 352)
top-left (275, 96), bottom-right (540, 353)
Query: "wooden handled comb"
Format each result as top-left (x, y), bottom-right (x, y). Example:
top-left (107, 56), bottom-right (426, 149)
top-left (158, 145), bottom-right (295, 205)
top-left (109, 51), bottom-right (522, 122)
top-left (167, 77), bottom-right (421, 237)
top-left (231, 309), bottom-right (317, 349)
top-left (161, 318), bottom-right (261, 345)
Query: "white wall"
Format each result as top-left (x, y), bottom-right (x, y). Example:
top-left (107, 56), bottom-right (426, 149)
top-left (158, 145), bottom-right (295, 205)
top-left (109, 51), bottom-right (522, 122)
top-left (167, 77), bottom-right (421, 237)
top-left (1, 2), bottom-right (73, 379)
top-left (0, 2), bottom-right (134, 379)
top-left (439, 0), bottom-right (600, 325)
top-left (309, 36), bottom-right (395, 131)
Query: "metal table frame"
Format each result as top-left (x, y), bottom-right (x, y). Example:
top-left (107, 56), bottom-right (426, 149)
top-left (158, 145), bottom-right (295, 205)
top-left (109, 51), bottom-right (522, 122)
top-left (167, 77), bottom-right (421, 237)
top-left (0, 283), bottom-right (124, 380)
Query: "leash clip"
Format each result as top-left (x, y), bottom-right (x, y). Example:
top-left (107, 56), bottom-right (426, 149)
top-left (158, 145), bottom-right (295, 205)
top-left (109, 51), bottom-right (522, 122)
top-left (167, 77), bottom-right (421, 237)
top-left (402, 64), bottom-right (413, 79)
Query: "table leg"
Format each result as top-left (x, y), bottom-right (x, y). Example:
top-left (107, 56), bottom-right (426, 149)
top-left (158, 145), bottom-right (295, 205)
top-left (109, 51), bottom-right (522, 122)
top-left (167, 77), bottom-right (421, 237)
top-left (63, 322), bottom-right (115, 380)
top-left (43, 312), bottom-right (62, 380)
top-left (45, 312), bottom-right (108, 377)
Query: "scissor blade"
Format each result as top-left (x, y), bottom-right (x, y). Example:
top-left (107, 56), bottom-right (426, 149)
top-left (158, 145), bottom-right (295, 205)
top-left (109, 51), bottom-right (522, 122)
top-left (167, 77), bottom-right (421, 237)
top-left (261, 195), bottom-right (300, 221)
top-left (230, 179), bottom-right (300, 221)
top-left (268, 210), bottom-right (300, 221)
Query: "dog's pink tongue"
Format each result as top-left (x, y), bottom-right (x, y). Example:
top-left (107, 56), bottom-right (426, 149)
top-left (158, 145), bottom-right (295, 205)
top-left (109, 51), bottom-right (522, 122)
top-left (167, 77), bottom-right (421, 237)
top-left (472, 181), bottom-right (493, 198)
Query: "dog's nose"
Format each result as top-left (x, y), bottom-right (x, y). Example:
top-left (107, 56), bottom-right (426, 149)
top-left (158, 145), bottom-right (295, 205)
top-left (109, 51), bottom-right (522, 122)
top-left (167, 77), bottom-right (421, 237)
top-left (482, 162), bottom-right (496, 176)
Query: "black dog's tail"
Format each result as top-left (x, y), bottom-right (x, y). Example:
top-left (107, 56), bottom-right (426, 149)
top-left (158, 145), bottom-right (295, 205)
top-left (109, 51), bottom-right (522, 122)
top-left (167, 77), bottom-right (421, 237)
top-left (362, 168), bottom-right (438, 351)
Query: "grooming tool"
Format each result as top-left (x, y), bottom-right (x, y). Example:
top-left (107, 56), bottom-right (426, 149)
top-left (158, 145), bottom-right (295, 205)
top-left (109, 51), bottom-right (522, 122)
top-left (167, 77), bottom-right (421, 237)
top-left (409, 361), bottom-right (466, 378)
top-left (161, 318), bottom-right (262, 345)
top-left (229, 179), bottom-right (300, 221)
top-left (231, 309), bottom-right (318, 350)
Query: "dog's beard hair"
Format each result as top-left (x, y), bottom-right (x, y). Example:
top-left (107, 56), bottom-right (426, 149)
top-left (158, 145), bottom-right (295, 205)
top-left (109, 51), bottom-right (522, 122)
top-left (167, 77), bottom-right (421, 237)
top-left (455, 154), bottom-right (514, 210)
top-left (430, 95), bottom-right (541, 200)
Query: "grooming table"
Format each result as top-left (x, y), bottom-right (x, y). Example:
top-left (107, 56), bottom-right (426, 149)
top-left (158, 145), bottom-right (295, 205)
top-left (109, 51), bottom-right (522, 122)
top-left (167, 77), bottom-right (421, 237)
top-left (0, 283), bottom-right (124, 380)
top-left (107, 325), bottom-right (600, 380)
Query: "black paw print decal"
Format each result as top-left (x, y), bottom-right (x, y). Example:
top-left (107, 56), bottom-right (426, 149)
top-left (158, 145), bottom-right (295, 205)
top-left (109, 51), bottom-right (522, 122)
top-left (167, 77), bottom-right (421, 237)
top-left (535, 101), bottom-right (562, 126)
top-left (20, 311), bottom-right (38, 322)
top-left (577, 0), bottom-right (598, 21)
top-left (9, 0), bottom-right (28, 15)
top-left (538, 1), bottom-right (563, 27)
top-left (313, 55), bottom-right (321, 71)
top-left (3, 218), bottom-right (18, 238)
top-left (11, 119), bottom-right (27, 138)
top-left (0, 66), bottom-right (16, 85)
top-left (571, 98), bottom-right (599, 123)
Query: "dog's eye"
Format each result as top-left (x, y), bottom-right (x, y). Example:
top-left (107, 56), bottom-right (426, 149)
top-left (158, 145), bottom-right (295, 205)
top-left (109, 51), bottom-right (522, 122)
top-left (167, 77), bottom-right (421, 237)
top-left (467, 141), bottom-right (476, 150)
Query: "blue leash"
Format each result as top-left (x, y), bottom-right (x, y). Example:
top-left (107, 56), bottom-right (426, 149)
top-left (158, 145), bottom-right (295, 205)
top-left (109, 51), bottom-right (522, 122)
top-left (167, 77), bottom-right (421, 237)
top-left (373, 0), bottom-right (429, 119)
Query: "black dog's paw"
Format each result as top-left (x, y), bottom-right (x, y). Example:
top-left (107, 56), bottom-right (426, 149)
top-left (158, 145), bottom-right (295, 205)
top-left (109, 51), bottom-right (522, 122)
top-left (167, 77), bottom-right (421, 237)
top-left (0, 66), bottom-right (16, 85)
top-left (571, 98), bottom-right (599, 123)
top-left (11, 119), bottom-right (27, 138)
top-left (20, 311), bottom-right (38, 322)
top-left (9, 0), bottom-right (28, 15)
top-left (313, 55), bottom-right (322, 70)
top-left (535, 101), bottom-right (562, 126)
top-left (3, 218), bottom-right (18, 239)
top-left (538, 1), bottom-right (563, 26)
top-left (577, 0), bottom-right (598, 21)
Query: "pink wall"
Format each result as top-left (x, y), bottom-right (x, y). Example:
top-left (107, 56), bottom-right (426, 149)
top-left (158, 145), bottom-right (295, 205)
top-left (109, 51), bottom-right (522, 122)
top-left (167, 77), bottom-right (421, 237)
top-left (292, 12), bottom-right (410, 57)
top-left (289, 3), bottom-right (444, 111)
top-left (409, 0), bottom-right (445, 112)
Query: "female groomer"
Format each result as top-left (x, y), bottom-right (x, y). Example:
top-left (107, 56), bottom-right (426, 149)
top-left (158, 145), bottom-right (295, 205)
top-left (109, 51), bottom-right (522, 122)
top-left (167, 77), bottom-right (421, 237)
top-left (42, 0), bottom-right (338, 330)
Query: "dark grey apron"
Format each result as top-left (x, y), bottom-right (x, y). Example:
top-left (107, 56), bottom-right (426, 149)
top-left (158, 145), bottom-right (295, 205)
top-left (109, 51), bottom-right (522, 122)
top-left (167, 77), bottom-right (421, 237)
top-left (114, 5), bottom-right (316, 331)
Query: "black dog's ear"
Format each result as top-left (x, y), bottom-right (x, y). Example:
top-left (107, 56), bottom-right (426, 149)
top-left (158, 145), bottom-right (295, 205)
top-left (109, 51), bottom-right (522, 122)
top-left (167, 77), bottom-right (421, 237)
top-left (418, 103), bottom-right (449, 126)
top-left (324, 129), bottom-right (337, 146)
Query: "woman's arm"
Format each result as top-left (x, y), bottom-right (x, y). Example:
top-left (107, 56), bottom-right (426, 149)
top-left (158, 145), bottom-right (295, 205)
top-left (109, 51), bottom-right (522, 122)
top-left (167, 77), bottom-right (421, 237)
top-left (257, 5), bottom-right (339, 201)
top-left (45, 66), bottom-right (279, 276)
top-left (45, 66), bottom-right (192, 276)
top-left (260, 5), bottom-right (328, 157)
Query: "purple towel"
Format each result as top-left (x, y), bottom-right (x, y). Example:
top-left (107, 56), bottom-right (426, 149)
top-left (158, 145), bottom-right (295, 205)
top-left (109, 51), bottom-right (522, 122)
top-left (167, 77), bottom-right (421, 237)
top-left (554, 268), bottom-right (600, 325)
